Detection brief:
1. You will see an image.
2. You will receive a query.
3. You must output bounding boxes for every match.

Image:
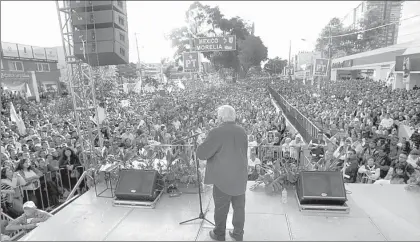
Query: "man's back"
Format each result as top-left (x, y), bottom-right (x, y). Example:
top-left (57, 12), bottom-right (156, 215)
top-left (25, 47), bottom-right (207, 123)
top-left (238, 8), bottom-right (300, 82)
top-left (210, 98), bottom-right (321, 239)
top-left (197, 121), bottom-right (248, 196)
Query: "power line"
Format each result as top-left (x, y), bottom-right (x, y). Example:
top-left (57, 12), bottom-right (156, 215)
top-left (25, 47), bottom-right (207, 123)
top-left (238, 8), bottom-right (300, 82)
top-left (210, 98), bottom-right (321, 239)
top-left (321, 14), bottom-right (420, 39)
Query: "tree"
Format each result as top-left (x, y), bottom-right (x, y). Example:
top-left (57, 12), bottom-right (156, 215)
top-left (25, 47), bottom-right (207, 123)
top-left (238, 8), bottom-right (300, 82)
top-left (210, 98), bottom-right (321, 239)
top-left (95, 65), bottom-right (119, 100)
top-left (264, 57), bottom-right (288, 75)
top-left (315, 9), bottom-right (390, 58)
top-left (356, 8), bottom-right (388, 51)
top-left (116, 63), bottom-right (137, 79)
top-left (238, 35), bottom-right (268, 76)
top-left (163, 65), bottom-right (174, 80)
top-left (167, 2), bottom-right (254, 77)
top-left (315, 18), bottom-right (348, 58)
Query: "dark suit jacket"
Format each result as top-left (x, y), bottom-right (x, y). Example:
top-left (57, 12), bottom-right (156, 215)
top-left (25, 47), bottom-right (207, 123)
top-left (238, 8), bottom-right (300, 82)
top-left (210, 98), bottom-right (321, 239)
top-left (197, 121), bottom-right (248, 196)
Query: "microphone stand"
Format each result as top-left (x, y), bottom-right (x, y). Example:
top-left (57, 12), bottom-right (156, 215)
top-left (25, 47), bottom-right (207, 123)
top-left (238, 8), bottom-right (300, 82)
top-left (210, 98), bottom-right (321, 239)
top-left (179, 134), bottom-right (214, 226)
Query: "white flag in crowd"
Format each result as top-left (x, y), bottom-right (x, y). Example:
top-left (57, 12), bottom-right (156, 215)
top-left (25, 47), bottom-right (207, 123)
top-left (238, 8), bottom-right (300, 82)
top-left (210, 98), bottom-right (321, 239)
top-left (26, 83), bottom-right (32, 98)
top-left (10, 102), bottom-right (26, 135)
top-left (177, 79), bottom-right (185, 90)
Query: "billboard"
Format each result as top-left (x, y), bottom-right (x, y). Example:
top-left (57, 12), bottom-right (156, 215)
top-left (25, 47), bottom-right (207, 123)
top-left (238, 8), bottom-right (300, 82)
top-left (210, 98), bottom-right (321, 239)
top-left (32, 46), bottom-right (47, 60)
top-left (1, 42), bottom-right (19, 58)
top-left (313, 58), bottom-right (329, 76)
top-left (194, 35), bottom-right (236, 52)
top-left (45, 48), bottom-right (58, 61)
top-left (17, 44), bottom-right (34, 59)
top-left (183, 52), bottom-right (199, 72)
top-left (1, 42), bottom-right (58, 62)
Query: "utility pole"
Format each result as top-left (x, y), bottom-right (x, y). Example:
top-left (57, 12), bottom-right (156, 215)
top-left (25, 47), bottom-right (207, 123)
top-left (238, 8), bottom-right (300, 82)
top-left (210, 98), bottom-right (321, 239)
top-left (135, 33), bottom-right (143, 92)
top-left (288, 40), bottom-right (292, 81)
top-left (327, 22), bottom-right (333, 83)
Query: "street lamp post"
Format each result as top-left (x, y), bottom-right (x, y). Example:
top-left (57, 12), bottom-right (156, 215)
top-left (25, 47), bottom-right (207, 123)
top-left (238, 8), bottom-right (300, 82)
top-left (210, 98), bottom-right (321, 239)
top-left (134, 33), bottom-right (143, 90)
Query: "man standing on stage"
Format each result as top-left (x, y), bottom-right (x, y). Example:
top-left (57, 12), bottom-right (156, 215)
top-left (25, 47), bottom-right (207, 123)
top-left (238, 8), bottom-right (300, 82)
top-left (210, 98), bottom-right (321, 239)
top-left (197, 105), bottom-right (248, 241)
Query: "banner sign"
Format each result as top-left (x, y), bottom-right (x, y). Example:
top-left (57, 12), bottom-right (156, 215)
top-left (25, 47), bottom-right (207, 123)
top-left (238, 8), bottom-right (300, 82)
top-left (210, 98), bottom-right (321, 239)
top-left (1, 71), bottom-right (31, 82)
top-left (32, 46), bottom-right (47, 60)
top-left (313, 58), bottom-right (329, 76)
top-left (403, 57), bottom-right (410, 78)
top-left (1, 71), bottom-right (35, 98)
top-left (45, 48), bottom-right (58, 61)
top-left (332, 60), bottom-right (353, 69)
top-left (1, 42), bottom-right (19, 58)
top-left (17, 44), bottom-right (34, 59)
top-left (194, 35), bottom-right (236, 52)
top-left (183, 52), bottom-right (199, 72)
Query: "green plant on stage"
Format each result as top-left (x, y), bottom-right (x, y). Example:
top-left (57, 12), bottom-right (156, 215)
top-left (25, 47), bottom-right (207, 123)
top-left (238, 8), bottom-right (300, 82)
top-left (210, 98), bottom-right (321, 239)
top-left (253, 157), bottom-right (338, 195)
top-left (163, 146), bottom-right (199, 186)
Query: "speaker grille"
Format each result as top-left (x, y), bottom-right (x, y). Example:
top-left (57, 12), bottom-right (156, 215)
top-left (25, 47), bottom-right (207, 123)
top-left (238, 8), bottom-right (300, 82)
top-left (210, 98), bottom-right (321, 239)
top-left (116, 170), bottom-right (157, 197)
top-left (301, 172), bottom-right (345, 198)
top-left (297, 171), bottom-right (347, 206)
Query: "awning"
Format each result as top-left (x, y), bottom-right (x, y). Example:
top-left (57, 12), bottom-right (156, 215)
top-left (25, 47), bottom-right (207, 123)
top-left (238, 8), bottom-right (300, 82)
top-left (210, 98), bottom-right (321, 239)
top-left (403, 45), bottom-right (420, 56)
top-left (334, 61), bottom-right (395, 71)
top-left (332, 41), bottom-right (414, 64)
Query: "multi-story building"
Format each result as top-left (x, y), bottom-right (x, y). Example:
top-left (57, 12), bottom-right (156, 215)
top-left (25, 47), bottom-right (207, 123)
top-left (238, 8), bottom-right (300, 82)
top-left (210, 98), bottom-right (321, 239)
top-left (293, 51), bottom-right (322, 80)
top-left (1, 41), bottom-right (61, 96)
top-left (341, 1), bottom-right (402, 47)
top-left (397, 1), bottom-right (420, 44)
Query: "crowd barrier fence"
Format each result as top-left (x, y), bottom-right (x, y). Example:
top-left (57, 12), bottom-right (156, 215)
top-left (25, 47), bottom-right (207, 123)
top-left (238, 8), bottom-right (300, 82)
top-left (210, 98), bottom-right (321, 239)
top-left (1, 143), bottom-right (312, 241)
top-left (268, 86), bottom-right (321, 144)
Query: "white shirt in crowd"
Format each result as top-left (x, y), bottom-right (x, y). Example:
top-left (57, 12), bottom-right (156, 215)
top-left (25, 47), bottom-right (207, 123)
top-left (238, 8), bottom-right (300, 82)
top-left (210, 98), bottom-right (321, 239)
top-left (173, 120), bottom-right (181, 130)
top-left (248, 157), bottom-right (261, 167)
top-left (380, 118), bottom-right (394, 129)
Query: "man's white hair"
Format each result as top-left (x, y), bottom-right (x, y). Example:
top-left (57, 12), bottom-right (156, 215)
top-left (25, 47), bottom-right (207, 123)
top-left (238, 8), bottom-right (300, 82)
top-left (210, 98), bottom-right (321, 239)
top-left (217, 105), bottom-right (236, 122)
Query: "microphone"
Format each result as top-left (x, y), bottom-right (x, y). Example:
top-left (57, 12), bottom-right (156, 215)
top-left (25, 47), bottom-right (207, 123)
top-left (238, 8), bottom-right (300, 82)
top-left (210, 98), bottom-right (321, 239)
top-left (172, 132), bottom-right (204, 145)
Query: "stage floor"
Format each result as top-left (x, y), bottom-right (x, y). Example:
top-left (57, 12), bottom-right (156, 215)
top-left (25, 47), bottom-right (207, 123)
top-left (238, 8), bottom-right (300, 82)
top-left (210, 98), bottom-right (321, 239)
top-left (20, 183), bottom-right (420, 241)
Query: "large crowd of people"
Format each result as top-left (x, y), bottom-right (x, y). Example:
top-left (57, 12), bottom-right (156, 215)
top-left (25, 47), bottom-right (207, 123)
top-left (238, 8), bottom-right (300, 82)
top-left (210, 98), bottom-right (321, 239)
top-left (1, 76), bottom-right (301, 239)
top-left (1, 74), bottom-right (420, 240)
top-left (271, 78), bottom-right (420, 185)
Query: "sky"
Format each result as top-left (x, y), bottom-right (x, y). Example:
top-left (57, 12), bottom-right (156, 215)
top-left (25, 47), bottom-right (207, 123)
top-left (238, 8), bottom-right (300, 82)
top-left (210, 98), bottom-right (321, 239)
top-left (1, 1), bottom-right (359, 63)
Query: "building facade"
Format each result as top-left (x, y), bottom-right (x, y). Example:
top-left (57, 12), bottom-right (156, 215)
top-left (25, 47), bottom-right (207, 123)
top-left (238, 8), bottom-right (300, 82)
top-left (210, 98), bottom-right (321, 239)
top-left (1, 42), bottom-right (61, 95)
top-left (331, 40), bottom-right (420, 90)
top-left (397, 1), bottom-right (420, 44)
top-left (341, 1), bottom-right (402, 47)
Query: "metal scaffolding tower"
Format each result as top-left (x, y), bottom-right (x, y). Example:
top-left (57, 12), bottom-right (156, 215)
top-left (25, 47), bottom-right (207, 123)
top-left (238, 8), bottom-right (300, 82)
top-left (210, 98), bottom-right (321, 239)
top-left (55, 0), bottom-right (103, 168)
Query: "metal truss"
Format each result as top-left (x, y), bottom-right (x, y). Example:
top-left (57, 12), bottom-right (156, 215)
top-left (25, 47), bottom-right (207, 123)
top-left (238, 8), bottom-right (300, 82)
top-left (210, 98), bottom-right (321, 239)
top-left (55, 0), bottom-right (103, 167)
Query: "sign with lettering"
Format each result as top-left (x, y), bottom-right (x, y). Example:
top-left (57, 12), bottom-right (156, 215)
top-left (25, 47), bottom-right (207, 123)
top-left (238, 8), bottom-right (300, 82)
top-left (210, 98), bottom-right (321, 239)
top-left (313, 58), bottom-right (329, 76)
top-left (17, 44), bottom-right (34, 59)
top-left (332, 60), bottom-right (353, 69)
top-left (183, 52), bottom-right (199, 72)
top-left (1, 42), bottom-right (19, 58)
top-left (1, 71), bottom-right (31, 82)
top-left (45, 48), bottom-right (58, 61)
top-left (194, 35), bottom-right (236, 52)
top-left (32, 46), bottom-right (47, 60)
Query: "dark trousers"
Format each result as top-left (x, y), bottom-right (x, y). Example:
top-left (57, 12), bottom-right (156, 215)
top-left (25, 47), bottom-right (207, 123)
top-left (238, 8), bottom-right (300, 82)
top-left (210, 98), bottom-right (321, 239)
top-left (213, 185), bottom-right (246, 240)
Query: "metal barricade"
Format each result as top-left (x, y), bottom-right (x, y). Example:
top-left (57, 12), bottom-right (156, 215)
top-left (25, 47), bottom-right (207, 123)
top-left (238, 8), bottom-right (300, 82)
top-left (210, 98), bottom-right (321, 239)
top-left (268, 86), bottom-right (335, 148)
top-left (253, 145), bottom-right (283, 162)
top-left (0, 211), bottom-right (24, 241)
top-left (17, 166), bottom-right (87, 212)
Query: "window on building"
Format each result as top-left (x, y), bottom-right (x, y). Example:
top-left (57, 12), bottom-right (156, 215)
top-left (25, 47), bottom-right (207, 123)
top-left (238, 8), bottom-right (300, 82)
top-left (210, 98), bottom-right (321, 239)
top-left (36, 63), bottom-right (50, 72)
top-left (119, 33), bottom-right (125, 42)
top-left (92, 43), bottom-right (96, 52)
top-left (118, 16), bottom-right (125, 26)
top-left (8, 61), bottom-right (24, 72)
top-left (119, 47), bottom-right (125, 56)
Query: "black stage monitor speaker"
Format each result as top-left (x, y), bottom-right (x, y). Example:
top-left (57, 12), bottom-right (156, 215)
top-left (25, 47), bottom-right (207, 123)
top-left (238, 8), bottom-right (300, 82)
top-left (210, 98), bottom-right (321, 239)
top-left (296, 171), bottom-right (347, 206)
top-left (115, 169), bottom-right (158, 201)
